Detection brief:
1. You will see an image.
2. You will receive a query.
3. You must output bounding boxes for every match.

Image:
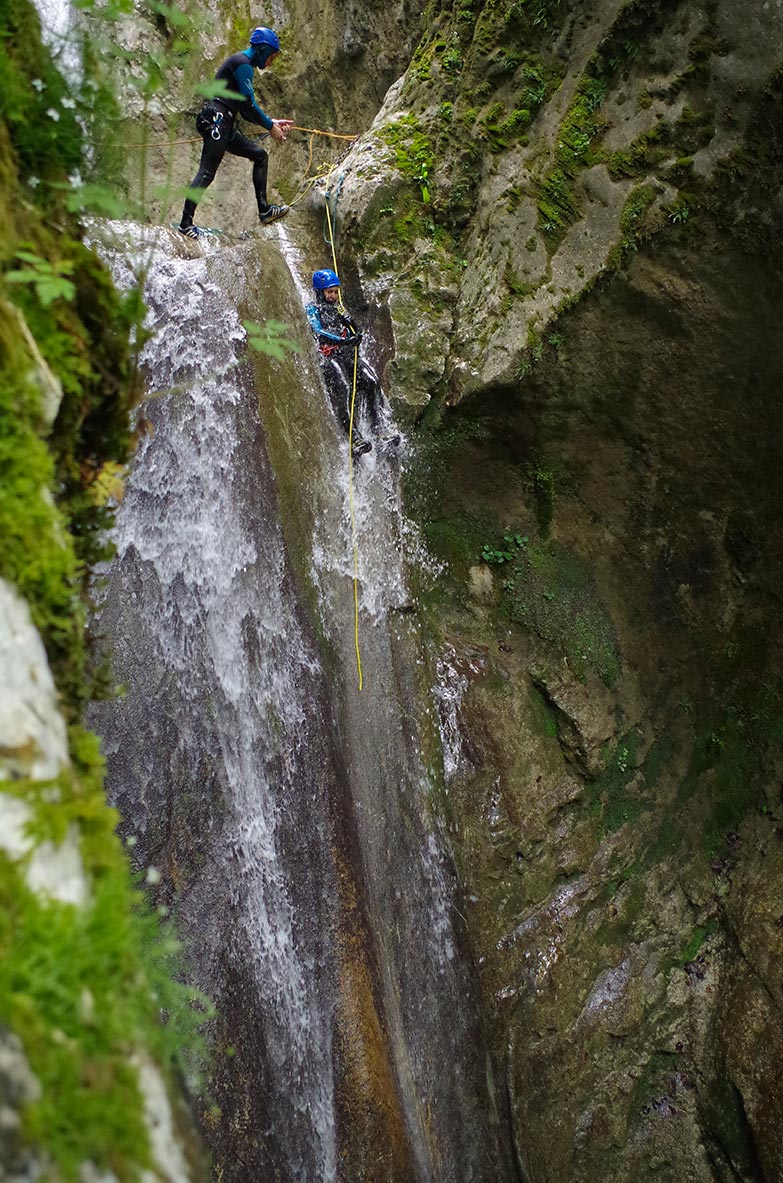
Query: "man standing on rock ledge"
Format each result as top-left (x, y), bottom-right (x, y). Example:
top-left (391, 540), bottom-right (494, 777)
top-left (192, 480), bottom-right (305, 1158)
top-left (177, 26), bottom-right (293, 240)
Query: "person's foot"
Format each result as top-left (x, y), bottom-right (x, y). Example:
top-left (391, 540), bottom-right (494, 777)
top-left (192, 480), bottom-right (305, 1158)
top-left (177, 224), bottom-right (201, 239)
top-left (259, 204), bottom-right (289, 226)
top-left (351, 437), bottom-right (372, 460)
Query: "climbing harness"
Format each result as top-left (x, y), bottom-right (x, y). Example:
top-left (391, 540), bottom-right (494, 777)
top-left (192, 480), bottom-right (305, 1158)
top-left (210, 109), bottom-right (224, 140)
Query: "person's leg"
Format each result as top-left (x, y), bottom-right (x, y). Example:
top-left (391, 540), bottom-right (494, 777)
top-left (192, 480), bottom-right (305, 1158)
top-left (329, 356), bottom-right (373, 455)
top-left (323, 359), bottom-right (352, 435)
top-left (225, 129), bottom-right (271, 216)
top-left (180, 122), bottom-right (226, 229)
top-left (357, 358), bottom-right (382, 431)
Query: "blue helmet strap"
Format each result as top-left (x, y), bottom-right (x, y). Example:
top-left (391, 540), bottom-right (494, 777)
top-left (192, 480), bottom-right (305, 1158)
top-left (249, 44), bottom-right (274, 67)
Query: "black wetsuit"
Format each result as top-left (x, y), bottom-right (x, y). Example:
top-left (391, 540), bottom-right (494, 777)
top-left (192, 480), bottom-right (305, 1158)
top-left (306, 296), bottom-right (383, 441)
top-left (180, 48), bottom-right (275, 230)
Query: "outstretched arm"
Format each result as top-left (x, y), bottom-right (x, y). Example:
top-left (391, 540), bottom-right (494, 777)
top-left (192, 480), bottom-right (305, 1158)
top-left (234, 61), bottom-right (273, 128)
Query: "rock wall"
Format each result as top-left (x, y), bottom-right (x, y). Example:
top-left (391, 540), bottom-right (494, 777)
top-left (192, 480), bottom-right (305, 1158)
top-left (317, 0), bottom-right (783, 1177)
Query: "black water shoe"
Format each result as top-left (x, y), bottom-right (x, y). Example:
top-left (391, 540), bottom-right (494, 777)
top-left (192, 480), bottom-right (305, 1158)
top-left (177, 224), bottom-right (201, 239)
top-left (259, 204), bottom-right (289, 226)
top-left (352, 438), bottom-right (372, 460)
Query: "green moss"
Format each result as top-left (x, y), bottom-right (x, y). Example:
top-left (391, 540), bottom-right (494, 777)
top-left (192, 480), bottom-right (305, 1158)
top-left (620, 183), bottom-right (658, 237)
top-left (0, 0), bottom-right (138, 715)
top-left (504, 264), bottom-right (537, 300)
top-left (680, 923), bottom-right (715, 965)
top-left (673, 103), bottom-right (715, 154)
top-left (529, 686), bottom-right (559, 740)
top-left (0, 734), bottom-right (211, 1181)
top-left (423, 511), bottom-right (497, 578)
top-left (404, 411), bottom-right (492, 526)
top-left (585, 733), bottom-right (645, 832)
top-left (529, 460), bottom-right (555, 535)
top-left (1, 245), bottom-right (136, 713)
top-left (378, 113), bottom-right (434, 203)
top-left (0, 5), bottom-right (213, 1176)
top-left (605, 121), bottom-right (672, 180)
top-left (499, 539), bottom-right (620, 687)
top-left (484, 104), bottom-right (532, 153)
top-left (702, 1076), bottom-right (762, 1176)
top-left (0, 319), bottom-right (84, 696)
top-left (536, 75), bottom-right (608, 241)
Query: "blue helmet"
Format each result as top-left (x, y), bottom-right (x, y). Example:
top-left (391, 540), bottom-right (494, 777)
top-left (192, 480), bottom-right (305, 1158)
top-left (250, 26), bottom-right (280, 50)
top-left (312, 268), bottom-right (340, 290)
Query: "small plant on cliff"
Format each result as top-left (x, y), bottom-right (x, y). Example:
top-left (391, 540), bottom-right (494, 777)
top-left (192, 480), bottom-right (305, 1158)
top-left (243, 320), bottom-right (300, 360)
top-left (668, 201), bottom-right (691, 223)
top-left (481, 531), bottom-right (528, 565)
top-left (5, 251), bottom-right (76, 306)
top-left (379, 114), bottom-right (434, 204)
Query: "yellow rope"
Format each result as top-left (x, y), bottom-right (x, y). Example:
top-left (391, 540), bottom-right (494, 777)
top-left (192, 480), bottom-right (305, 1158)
top-left (287, 134), bottom-right (331, 208)
top-left (347, 343), bottom-right (363, 693)
top-left (324, 195), bottom-right (362, 690)
top-left (290, 125), bottom-right (358, 139)
top-left (324, 199), bottom-right (342, 305)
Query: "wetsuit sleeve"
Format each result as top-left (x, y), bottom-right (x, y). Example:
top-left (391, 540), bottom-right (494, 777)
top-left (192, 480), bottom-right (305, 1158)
top-left (306, 303), bottom-right (349, 344)
top-left (234, 61), bottom-right (273, 129)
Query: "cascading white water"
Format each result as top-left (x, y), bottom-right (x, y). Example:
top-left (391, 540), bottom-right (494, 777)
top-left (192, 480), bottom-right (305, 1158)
top-left (34, 0), bottom-right (82, 83)
top-left (89, 221), bottom-right (514, 1182)
top-left (89, 224), bottom-right (339, 1182)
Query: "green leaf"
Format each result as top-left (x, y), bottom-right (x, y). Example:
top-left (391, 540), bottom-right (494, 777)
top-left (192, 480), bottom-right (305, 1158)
top-left (149, 0), bottom-right (190, 27)
top-left (5, 269), bottom-right (39, 286)
top-left (195, 80), bottom-right (245, 102)
top-left (242, 320), bottom-right (300, 360)
top-left (13, 250), bottom-right (46, 265)
top-left (65, 184), bottom-right (132, 218)
top-left (36, 278), bottom-right (77, 305)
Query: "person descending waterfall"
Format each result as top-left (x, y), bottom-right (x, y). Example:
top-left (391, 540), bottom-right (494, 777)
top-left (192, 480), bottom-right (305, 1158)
top-left (306, 269), bottom-right (399, 461)
top-left (177, 27), bottom-right (293, 239)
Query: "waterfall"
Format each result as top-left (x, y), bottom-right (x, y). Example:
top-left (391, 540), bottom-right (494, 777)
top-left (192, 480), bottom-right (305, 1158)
top-left (90, 225), bottom-right (339, 1181)
top-left (89, 222), bottom-right (512, 1182)
top-left (33, 0), bottom-right (82, 83)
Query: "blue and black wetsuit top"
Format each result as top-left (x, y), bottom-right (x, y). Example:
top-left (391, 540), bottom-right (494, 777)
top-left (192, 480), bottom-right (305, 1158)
top-left (306, 298), bottom-right (359, 353)
top-left (213, 48), bottom-right (274, 129)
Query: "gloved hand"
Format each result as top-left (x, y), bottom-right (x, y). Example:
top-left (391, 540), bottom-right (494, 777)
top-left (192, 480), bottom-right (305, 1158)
top-left (346, 332), bottom-right (362, 347)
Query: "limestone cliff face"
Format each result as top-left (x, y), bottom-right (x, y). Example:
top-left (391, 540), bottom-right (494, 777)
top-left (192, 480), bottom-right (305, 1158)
top-left (298, 0), bottom-right (783, 1178)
